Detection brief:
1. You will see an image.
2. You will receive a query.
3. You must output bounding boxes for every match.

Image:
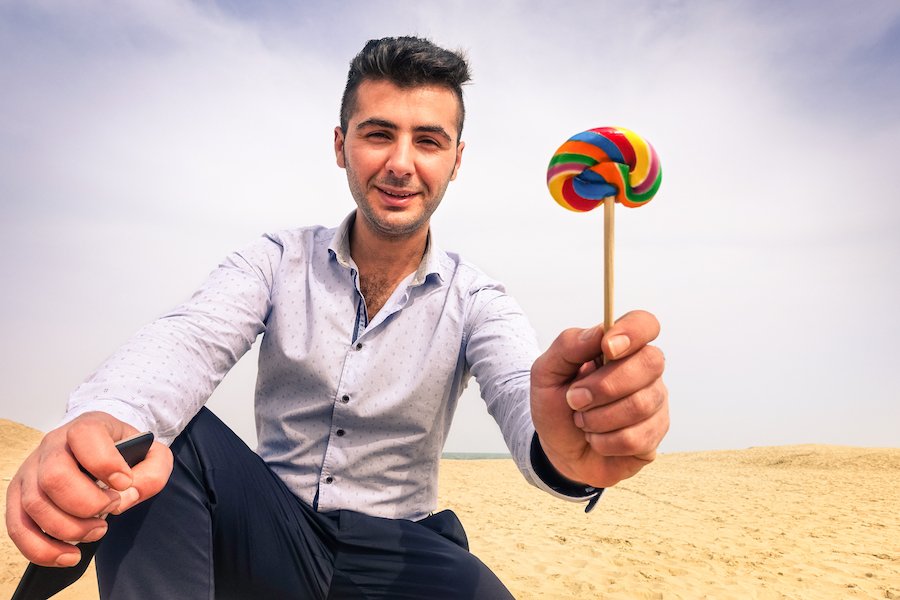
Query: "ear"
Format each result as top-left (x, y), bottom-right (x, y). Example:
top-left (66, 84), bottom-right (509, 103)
top-left (449, 140), bottom-right (465, 181)
top-left (334, 127), bottom-right (346, 168)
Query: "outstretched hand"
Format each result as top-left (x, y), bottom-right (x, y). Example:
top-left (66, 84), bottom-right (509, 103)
top-left (530, 310), bottom-right (669, 488)
top-left (5, 412), bottom-right (173, 567)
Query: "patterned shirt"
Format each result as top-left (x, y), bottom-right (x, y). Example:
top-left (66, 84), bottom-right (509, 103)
top-left (64, 212), bottom-right (586, 520)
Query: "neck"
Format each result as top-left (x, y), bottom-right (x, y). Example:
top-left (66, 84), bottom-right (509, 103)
top-left (348, 214), bottom-right (429, 319)
top-left (349, 216), bottom-right (429, 276)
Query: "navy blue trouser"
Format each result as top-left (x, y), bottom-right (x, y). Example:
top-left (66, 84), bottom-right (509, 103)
top-left (95, 408), bottom-right (515, 599)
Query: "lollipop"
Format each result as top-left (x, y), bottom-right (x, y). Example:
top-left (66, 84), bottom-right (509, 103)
top-left (546, 127), bottom-right (662, 360)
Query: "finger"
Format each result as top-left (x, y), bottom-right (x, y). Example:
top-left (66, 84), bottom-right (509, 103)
top-left (110, 441), bottom-right (173, 514)
top-left (574, 379), bottom-right (667, 433)
top-left (601, 309), bottom-right (661, 362)
top-left (566, 345), bottom-right (666, 411)
top-left (37, 441), bottom-right (124, 520)
top-left (19, 476), bottom-right (111, 543)
top-left (531, 326), bottom-right (608, 390)
top-left (584, 400), bottom-right (670, 458)
top-left (592, 455), bottom-right (656, 486)
top-left (577, 359), bottom-right (600, 380)
top-left (6, 472), bottom-right (89, 567)
top-left (67, 414), bottom-right (140, 491)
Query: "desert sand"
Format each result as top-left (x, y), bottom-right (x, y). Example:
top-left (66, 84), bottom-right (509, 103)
top-left (2, 419), bottom-right (897, 599)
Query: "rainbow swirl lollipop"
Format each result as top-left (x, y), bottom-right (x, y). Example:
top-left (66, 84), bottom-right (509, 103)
top-left (547, 126), bottom-right (661, 211)
top-left (546, 126), bottom-right (662, 361)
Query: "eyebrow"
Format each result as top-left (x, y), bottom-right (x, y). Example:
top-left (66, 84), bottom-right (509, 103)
top-left (356, 118), bottom-right (453, 143)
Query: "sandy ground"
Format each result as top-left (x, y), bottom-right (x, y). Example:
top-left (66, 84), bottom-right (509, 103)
top-left (2, 419), bottom-right (898, 599)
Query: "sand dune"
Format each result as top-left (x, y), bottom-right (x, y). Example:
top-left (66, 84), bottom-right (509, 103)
top-left (2, 419), bottom-right (897, 599)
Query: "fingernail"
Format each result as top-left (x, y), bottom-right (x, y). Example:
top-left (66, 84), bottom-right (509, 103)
top-left (606, 335), bottom-right (630, 359)
top-left (573, 411), bottom-right (585, 428)
top-left (579, 326), bottom-right (601, 342)
top-left (101, 493), bottom-right (121, 515)
top-left (56, 553), bottom-right (81, 567)
top-left (84, 524), bottom-right (108, 543)
top-left (113, 487), bottom-right (140, 514)
top-left (108, 471), bottom-right (132, 491)
top-left (566, 388), bottom-right (592, 411)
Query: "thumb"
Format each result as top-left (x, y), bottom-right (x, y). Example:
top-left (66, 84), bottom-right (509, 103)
top-left (110, 441), bottom-right (173, 515)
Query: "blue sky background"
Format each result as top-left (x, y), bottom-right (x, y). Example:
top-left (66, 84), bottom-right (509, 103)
top-left (1, 0), bottom-right (898, 453)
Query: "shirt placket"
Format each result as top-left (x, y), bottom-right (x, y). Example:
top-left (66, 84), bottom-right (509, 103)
top-left (314, 263), bottom-right (426, 512)
top-left (315, 269), bottom-right (372, 510)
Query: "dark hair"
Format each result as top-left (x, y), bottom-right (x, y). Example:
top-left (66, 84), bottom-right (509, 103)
top-left (340, 36), bottom-right (471, 141)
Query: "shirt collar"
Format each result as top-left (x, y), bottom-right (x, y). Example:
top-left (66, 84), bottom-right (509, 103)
top-left (328, 211), bottom-right (357, 270)
top-left (328, 211), bottom-right (448, 286)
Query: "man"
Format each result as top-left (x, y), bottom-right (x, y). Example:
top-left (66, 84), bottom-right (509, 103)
top-left (6, 36), bottom-right (668, 598)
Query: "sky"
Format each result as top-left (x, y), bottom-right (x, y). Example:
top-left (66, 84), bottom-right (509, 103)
top-left (1, 0), bottom-right (898, 454)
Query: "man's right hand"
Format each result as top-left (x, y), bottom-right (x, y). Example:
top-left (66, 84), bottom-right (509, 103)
top-left (4, 412), bottom-right (173, 567)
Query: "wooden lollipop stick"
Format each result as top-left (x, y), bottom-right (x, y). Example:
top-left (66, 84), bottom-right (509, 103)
top-left (603, 196), bottom-right (615, 364)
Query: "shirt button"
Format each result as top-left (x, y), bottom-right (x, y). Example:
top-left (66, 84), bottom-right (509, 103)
top-left (324, 476), bottom-right (334, 484)
top-left (355, 342), bottom-right (363, 350)
top-left (336, 429), bottom-right (345, 437)
top-left (341, 395), bottom-right (350, 403)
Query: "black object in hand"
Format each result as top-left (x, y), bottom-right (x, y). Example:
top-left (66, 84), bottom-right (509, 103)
top-left (11, 431), bottom-right (154, 600)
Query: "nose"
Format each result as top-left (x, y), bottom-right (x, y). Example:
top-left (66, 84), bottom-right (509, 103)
top-left (385, 139), bottom-right (414, 179)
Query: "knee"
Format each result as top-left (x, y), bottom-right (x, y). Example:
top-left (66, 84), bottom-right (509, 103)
top-left (440, 547), bottom-right (513, 599)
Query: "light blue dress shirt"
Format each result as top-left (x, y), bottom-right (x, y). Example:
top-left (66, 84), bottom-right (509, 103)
top-left (64, 212), bottom-right (583, 520)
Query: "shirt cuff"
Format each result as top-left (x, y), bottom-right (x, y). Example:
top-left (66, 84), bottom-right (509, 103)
top-left (530, 433), bottom-right (603, 513)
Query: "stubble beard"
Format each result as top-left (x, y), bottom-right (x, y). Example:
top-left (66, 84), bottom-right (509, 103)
top-left (344, 157), bottom-right (451, 241)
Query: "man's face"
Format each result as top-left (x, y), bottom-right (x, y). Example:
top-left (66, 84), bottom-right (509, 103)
top-left (334, 79), bottom-right (464, 240)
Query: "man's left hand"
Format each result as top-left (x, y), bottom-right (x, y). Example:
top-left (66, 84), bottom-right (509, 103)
top-left (530, 310), bottom-right (669, 488)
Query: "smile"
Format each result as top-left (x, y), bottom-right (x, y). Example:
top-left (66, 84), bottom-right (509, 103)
top-left (377, 187), bottom-right (419, 199)
top-left (376, 187), bottom-right (419, 208)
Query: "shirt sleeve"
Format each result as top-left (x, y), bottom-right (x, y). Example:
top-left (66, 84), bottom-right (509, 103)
top-left (61, 234), bottom-right (284, 445)
top-left (464, 285), bottom-right (603, 510)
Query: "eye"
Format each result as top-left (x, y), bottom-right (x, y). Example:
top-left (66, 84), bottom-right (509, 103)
top-left (366, 131), bottom-right (390, 140)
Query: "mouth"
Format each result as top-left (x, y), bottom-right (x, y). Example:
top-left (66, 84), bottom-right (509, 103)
top-left (376, 186), bottom-right (420, 205)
